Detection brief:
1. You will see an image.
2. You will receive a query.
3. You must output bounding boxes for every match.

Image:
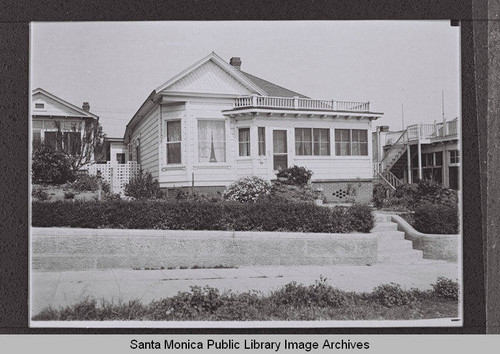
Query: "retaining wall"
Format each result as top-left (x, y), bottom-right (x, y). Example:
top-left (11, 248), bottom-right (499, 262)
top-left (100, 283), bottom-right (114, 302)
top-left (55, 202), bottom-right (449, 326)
top-left (32, 228), bottom-right (378, 271)
top-left (391, 215), bottom-right (459, 262)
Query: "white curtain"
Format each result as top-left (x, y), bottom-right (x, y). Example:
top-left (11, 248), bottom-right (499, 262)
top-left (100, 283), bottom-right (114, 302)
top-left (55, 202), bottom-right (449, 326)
top-left (198, 120), bottom-right (226, 163)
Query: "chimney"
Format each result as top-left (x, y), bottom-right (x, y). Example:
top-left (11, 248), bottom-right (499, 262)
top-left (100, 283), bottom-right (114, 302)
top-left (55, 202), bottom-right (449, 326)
top-left (82, 102), bottom-right (90, 112)
top-left (229, 57), bottom-right (242, 70)
top-left (380, 125), bottom-right (390, 132)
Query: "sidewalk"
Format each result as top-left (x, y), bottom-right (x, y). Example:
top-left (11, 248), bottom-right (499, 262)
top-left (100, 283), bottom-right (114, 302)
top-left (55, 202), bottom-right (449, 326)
top-left (31, 261), bottom-right (459, 317)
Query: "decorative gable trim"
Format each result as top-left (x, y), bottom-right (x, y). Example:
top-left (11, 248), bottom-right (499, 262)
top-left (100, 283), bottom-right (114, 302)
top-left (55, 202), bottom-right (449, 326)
top-left (155, 52), bottom-right (267, 96)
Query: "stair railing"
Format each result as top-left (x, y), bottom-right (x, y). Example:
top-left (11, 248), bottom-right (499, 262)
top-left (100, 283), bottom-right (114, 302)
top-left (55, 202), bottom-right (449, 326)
top-left (374, 168), bottom-right (397, 191)
top-left (380, 128), bottom-right (408, 171)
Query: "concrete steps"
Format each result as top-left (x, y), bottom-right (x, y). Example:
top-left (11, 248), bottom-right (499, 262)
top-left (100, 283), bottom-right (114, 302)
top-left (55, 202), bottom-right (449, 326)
top-left (373, 213), bottom-right (424, 264)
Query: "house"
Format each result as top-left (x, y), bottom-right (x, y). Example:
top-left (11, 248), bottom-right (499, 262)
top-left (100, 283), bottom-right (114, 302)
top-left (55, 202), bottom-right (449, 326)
top-left (31, 88), bottom-right (100, 167)
top-left (119, 52), bottom-right (383, 202)
top-left (373, 118), bottom-right (460, 190)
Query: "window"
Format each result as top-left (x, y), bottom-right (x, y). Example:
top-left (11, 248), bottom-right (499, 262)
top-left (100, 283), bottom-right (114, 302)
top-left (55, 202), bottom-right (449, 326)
top-left (44, 131), bottom-right (62, 151)
top-left (335, 129), bottom-right (368, 156)
top-left (450, 150), bottom-right (460, 164)
top-left (295, 128), bottom-right (312, 155)
top-left (238, 128), bottom-right (250, 157)
top-left (116, 153), bottom-right (126, 164)
top-left (335, 129), bottom-right (351, 156)
top-left (166, 120), bottom-right (181, 164)
top-left (63, 131), bottom-right (81, 155)
top-left (32, 120), bottom-right (43, 147)
top-left (258, 127), bottom-right (266, 156)
top-left (34, 103), bottom-right (45, 109)
top-left (198, 120), bottom-right (226, 163)
top-left (313, 128), bottom-right (330, 156)
top-left (351, 129), bottom-right (368, 156)
top-left (295, 128), bottom-right (330, 156)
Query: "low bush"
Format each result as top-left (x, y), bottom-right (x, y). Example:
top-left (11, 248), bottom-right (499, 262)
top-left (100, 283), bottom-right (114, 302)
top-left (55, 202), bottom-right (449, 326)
top-left (32, 278), bottom-right (459, 321)
top-left (175, 190), bottom-right (223, 203)
top-left (370, 283), bottom-right (417, 307)
top-left (267, 182), bottom-right (317, 204)
top-left (32, 187), bottom-right (50, 201)
top-left (223, 176), bottom-right (272, 203)
top-left (64, 191), bottom-right (76, 199)
top-left (413, 203), bottom-right (459, 234)
top-left (276, 165), bottom-right (313, 187)
top-left (124, 170), bottom-right (160, 200)
top-left (431, 277), bottom-right (459, 301)
top-left (31, 199), bottom-right (374, 233)
top-left (347, 204), bottom-right (374, 233)
top-left (69, 174), bottom-right (110, 193)
top-left (372, 182), bottom-right (390, 208)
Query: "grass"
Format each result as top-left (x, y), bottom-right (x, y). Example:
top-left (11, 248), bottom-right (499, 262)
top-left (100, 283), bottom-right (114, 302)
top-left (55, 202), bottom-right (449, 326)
top-left (33, 278), bottom-right (459, 321)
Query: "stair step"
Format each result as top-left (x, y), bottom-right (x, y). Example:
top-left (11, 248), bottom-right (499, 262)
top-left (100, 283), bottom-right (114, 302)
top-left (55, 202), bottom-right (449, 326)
top-left (378, 239), bottom-right (414, 252)
top-left (378, 250), bottom-right (424, 263)
top-left (372, 222), bottom-right (399, 232)
top-left (372, 230), bottom-right (406, 240)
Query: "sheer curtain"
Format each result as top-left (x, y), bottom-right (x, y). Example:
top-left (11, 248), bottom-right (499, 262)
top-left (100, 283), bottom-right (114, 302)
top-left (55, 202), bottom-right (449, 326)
top-left (198, 120), bottom-right (226, 163)
top-left (295, 128), bottom-right (312, 155)
top-left (167, 120), bottom-right (181, 164)
top-left (238, 128), bottom-right (250, 157)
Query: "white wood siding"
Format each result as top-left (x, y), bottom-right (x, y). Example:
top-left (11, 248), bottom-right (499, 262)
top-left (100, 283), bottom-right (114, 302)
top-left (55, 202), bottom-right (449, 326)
top-left (131, 107), bottom-right (160, 179)
top-left (32, 94), bottom-right (87, 117)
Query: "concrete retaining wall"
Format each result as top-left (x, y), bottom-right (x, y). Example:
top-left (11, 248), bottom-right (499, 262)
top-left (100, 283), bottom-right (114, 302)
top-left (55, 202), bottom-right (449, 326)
top-left (391, 215), bottom-right (459, 262)
top-left (32, 228), bottom-right (378, 271)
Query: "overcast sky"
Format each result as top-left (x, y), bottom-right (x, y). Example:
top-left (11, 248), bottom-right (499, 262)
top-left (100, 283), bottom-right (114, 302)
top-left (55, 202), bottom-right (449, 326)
top-left (31, 21), bottom-right (460, 138)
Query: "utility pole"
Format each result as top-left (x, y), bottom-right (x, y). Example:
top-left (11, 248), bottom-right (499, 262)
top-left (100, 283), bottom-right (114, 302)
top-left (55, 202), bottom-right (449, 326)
top-left (401, 103), bottom-right (405, 130)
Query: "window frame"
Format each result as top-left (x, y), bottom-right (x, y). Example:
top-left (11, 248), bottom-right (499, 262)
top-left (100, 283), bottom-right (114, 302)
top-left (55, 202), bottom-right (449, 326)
top-left (258, 127), bottom-right (266, 157)
top-left (197, 119), bottom-right (227, 164)
top-left (238, 127), bottom-right (251, 157)
top-left (449, 150), bottom-right (460, 165)
top-left (295, 127), bottom-right (330, 156)
top-left (165, 120), bottom-right (182, 165)
top-left (334, 128), bottom-right (369, 157)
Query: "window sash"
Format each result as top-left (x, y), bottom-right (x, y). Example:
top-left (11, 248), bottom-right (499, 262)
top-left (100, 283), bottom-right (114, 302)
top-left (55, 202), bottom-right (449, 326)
top-left (295, 128), bottom-right (312, 156)
top-left (335, 129), bottom-right (351, 156)
top-left (198, 120), bottom-right (226, 163)
top-left (166, 120), bottom-right (182, 164)
top-left (116, 153), bottom-right (126, 164)
top-left (351, 129), bottom-right (368, 156)
top-left (238, 128), bottom-right (250, 157)
top-left (313, 128), bottom-right (330, 156)
top-left (258, 127), bottom-right (266, 156)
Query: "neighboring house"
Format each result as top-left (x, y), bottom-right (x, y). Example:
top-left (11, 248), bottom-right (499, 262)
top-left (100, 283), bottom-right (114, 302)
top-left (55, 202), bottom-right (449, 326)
top-left (373, 118), bottom-right (460, 190)
top-left (31, 88), bottom-right (99, 167)
top-left (120, 52), bottom-right (383, 202)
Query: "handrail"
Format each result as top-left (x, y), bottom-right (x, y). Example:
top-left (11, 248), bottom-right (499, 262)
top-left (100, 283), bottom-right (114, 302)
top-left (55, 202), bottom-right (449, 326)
top-left (374, 168), bottom-right (397, 191)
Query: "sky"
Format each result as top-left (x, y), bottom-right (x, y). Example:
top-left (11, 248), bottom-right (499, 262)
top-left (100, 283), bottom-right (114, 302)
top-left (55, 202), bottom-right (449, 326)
top-left (31, 21), bottom-right (460, 138)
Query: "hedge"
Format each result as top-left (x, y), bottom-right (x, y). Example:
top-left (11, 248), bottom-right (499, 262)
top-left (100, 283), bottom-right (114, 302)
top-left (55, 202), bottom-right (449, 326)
top-left (31, 200), bottom-right (374, 233)
top-left (413, 203), bottom-right (459, 234)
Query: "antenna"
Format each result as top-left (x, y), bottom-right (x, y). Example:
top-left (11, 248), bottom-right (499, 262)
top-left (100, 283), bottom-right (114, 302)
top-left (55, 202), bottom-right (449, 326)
top-left (401, 103), bottom-right (405, 130)
top-left (442, 90), bottom-right (445, 123)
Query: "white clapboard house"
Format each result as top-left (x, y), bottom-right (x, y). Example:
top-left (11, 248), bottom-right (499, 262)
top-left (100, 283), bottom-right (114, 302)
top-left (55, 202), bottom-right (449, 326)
top-left (103, 52), bottom-right (383, 202)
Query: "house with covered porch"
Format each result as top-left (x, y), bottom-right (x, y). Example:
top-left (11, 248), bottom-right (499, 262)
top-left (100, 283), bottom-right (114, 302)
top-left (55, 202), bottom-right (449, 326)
top-left (108, 52), bottom-right (383, 202)
top-left (373, 118), bottom-right (460, 190)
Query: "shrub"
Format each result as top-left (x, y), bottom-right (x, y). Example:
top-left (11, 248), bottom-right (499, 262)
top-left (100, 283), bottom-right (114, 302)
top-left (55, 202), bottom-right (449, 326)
top-left (64, 191), bottom-right (76, 199)
top-left (347, 204), bottom-right (374, 233)
top-left (32, 187), bottom-right (50, 201)
top-left (175, 190), bottom-right (222, 203)
top-left (372, 182), bottom-right (390, 208)
top-left (413, 203), bottom-right (459, 234)
top-left (223, 176), bottom-right (272, 203)
top-left (270, 277), bottom-right (347, 308)
top-left (371, 283), bottom-right (417, 307)
top-left (31, 200), bottom-right (374, 233)
top-left (32, 146), bottom-right (75, 185)
top-left (431, 277), bottom-right (459, 301)
top-left (124, 170), bottom-right (160, 200)
top-left (268, 182), bottom-right (317, 204)
top-left (276, 165), bottom-right (313, 187)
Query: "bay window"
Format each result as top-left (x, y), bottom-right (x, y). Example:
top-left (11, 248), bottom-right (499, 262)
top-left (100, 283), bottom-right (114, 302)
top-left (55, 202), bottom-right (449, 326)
top-left (238, 128), bottom-right (250, 157)
top-left (166, 120), bottom-right (181, 164)
top-left (198, 120), bottom-right (226, 163)
top-left (258, 127), bottom-right (266, 156)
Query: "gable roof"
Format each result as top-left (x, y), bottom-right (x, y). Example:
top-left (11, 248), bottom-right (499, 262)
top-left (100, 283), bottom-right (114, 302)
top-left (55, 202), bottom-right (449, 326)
top-left (155, 52), bottom-right (267, 96)
top-left (239, 71), bottom-right (309, 98)
top-left (32, 88), bottom-right (99, 120)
